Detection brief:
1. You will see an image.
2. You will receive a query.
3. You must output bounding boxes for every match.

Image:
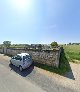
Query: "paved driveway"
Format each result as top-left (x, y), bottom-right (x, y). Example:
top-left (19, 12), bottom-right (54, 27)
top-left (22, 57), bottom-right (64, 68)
top-left (0, 54), bottom-right (79, 92)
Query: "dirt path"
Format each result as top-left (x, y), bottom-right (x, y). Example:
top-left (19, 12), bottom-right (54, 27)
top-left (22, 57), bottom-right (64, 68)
top-left (36, 62), bottom-right (80, 92)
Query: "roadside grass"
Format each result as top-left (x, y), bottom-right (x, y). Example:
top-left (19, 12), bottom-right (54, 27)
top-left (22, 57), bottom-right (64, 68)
top-left (34, 63), bottom-right (70, 75)
top-left (63, 45), bottom-right (80, 63)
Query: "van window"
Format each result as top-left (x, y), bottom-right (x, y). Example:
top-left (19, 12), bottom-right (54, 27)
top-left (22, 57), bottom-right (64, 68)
top-left (23, 55), bottom-right (31, 61)
top-left (15, 55), bottom-right (22, 60)
top-left (23, 56), bottom-right (27, 61)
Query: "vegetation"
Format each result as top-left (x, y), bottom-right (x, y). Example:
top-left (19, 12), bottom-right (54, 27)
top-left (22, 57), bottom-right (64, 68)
top-left (68, 42), bottom-right (80, 45)
top-left (3, 41), bottom-right (11, 48)
top-left (63, 45), bottom-right (80, 63)
top-left (10, 44), bottom-right (27, 48)
top-left (50, 41), bottom-right (58, 48)
top-left (0, 44), bottom-right (3, 48)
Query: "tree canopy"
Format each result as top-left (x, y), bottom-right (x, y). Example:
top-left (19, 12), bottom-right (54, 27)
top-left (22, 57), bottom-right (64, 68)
top-left (3, 41), bottom-right (11, 48)
top-left (50, 41), bottom-right (58, 48)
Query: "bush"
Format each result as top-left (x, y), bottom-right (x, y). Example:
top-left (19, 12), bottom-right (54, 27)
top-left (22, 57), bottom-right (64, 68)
top-left (50, 41), bottom-right (58, 48)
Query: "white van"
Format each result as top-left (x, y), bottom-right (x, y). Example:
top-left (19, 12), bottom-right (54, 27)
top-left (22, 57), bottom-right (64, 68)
top-left (10, 53), bottom-right (33, 71)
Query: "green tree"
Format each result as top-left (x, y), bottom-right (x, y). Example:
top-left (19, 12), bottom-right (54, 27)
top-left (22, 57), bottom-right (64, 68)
top-left (69, 42), bottom-right (72, 45)
top-left (50, 41), bottom-right (58, 48)
top-left (3, 41), bottom-right (11, 48)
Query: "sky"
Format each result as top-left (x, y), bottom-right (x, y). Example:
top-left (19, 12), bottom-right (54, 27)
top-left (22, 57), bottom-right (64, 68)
top-left (0, 0), bottom-right (80, 44)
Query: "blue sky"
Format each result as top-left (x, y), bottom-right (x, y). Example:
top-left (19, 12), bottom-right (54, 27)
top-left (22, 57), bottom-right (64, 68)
top-left (0, 0), bottom-right (80, 44)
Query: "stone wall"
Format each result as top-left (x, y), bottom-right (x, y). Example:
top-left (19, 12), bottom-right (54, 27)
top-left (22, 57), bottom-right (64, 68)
top-left (0, 47), bottom-right (61, 68)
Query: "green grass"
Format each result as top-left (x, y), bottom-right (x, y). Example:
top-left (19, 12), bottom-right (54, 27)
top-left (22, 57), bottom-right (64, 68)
top-left (63, 45), bottom-right (80, 63)
top-left (34, 62), bottom-right (69, 75)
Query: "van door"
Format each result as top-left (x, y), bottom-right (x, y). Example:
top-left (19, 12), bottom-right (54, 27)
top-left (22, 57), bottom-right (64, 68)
top-left (15, 55), bottom-right (22, 67)
top-left (23, 55), bottom-right (31, 67)
top-left (11, 56), bottom-right (17, 65)
top-left (23, 56), bottom-right (29, 66)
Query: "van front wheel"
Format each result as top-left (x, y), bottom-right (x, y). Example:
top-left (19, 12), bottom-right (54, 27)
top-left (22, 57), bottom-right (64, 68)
top-left (19, 66), bottom-right (23, 72)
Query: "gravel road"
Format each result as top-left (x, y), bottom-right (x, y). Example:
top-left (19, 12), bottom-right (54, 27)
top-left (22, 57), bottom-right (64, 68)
top-left (0, 54), bottom-right (80, 92)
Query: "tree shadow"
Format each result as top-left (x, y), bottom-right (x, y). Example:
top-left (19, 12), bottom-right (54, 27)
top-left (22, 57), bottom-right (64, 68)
top-left (59, 47), bottom-right (75, 80)
top-left (9, 63), bottom-right (34, 77)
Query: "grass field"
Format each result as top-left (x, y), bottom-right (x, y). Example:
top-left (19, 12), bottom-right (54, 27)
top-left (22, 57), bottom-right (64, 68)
top-left (63, 45), bottom-right (80, 63)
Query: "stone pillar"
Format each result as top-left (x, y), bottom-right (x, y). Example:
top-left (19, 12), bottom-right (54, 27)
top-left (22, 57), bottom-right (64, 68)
top-left (3, 47), bottom-right (7, 54)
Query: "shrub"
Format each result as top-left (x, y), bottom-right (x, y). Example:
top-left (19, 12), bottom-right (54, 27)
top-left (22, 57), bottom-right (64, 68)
top-left (50, 41), bottom-right (58, 48)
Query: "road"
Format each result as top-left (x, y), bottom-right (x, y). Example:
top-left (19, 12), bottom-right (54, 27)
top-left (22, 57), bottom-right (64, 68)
top-left (0, 54), bottom-right (79, 92)
top-left (0, 55), bottom-right (46, 92)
